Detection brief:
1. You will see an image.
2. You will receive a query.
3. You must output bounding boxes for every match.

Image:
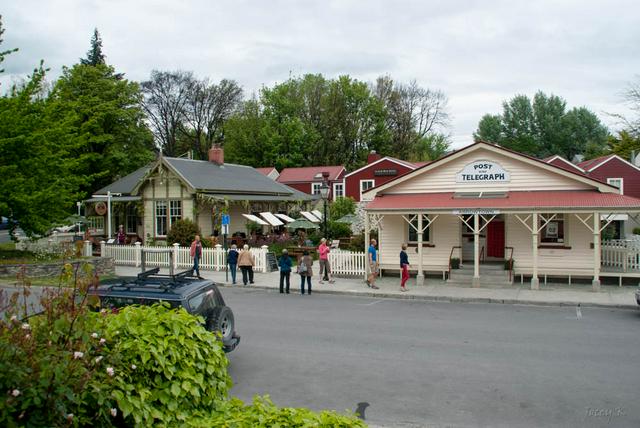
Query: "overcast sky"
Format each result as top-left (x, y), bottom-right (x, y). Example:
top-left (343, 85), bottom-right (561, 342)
top-left (2, 0), bottom-right (639, 148)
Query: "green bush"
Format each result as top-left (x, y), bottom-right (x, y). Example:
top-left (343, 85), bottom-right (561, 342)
top-left (166, 219), bottom-right (201, 247)
top-left (633, 227), bottom-right (640, 235)
top-left (330, 196), bottom-right (356, 221)
top-left (327, 221), bottom-right (352, 239)
top-left (200, 396), bottom-right (366, 427)
top-left (99, 303), bottom-right (231, 426)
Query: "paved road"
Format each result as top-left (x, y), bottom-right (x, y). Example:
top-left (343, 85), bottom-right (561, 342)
top-left (224, 288), bottom-right (640, 428)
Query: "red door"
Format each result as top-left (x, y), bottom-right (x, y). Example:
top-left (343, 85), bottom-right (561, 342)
top-left (487, 221), bottom-right (505, 258)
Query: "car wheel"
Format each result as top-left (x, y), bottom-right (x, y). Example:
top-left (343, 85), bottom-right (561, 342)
top-left (206, 306), bottom-right (234, 342)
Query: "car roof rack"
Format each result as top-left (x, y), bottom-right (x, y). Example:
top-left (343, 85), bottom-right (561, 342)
top-left (103, 268), bottom-right (200, 293)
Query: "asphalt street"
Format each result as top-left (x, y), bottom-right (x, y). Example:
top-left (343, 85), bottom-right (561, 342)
top-left (224, 288), bottom-right (640, 428)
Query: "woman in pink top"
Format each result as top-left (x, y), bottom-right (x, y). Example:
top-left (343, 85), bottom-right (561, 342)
top-left (317, 238), bottom-right (334, 283)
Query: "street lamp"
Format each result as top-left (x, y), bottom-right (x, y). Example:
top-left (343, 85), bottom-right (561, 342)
top-left (319, 173), bottom-right (330, 239)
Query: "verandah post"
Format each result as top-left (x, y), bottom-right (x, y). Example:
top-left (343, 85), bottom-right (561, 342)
top-left (364, 212), bottom-right (370, 281)
top-left (592, 212), bottom-right (601, 291)
top-left (417, 213), bottom-right (424, 286)
top-left (531, 213), bottom-right (539, 290)
top-left (472, 213), bottom-right (480, 287)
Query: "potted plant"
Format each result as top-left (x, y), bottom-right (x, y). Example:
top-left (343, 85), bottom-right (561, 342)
top-left (450, 257), bottom-right (460, 269)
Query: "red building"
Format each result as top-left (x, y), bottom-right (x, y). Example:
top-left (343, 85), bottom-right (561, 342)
top-left (342, 151), bottom-right (428, 202)
top-left (276, 165), bottom-right (346, 200)
top-left (543, 155), bottom-right (586, 174)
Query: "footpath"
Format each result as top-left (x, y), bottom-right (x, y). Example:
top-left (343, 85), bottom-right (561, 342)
top-left (115, 266), bottom-right (639, 310)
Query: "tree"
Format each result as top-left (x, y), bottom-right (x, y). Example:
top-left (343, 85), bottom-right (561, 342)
top-left (0, 65), bottom-right (83, 237)
top-left (474, 91), bottom-right (609, 159)
top-left (50, 63), bottom-right (155, 194)
top-left (373, 76), bottom-right (450, 160)
top-left (141, 70), bottom-right (192, 156)
top-left (329, 196), bottom-right (356, 220)
top-left (473, 114), bottom-right (502, 143)
top-left (0, 15), bottom-right (18, 76)
top-left (80, 28), bottom-right (105, 66)
top-left (608, 130), bottom-right (640, 160)
top-left (409, 132), bottom-right (450, 161)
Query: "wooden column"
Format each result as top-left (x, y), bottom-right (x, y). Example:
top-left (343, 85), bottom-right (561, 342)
top-left (592, 212), bottom-right (601, 291)
top-left (531, 212), bottom-right (539, 290)
top-left (417, 214), bottom-right (424, 286)
top-left (472, 213), bottom-right (480, 287)
top-left (364, 212), bottom-right (370, 281)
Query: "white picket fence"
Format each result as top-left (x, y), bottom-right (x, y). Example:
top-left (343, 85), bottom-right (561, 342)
top-left (328, 249), bottom-right (367, 276)
top-left (601, 238), bottom-right (640, 272)
top-left (102, 243), bottom-right (269, 273)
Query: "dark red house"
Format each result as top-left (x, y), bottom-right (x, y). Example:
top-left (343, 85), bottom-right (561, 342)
top-left (577, 154), bottom-right (640, 199)
top-left (342, 151), bottom-right (428, 202)
top-left (276, 165), bottom-right (346, 200)
top-left (543, 155), bottom-right (586, 174)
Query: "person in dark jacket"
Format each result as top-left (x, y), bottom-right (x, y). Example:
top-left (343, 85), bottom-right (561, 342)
top-left (278, 249), bottom-right (292, 294)
top-left (297, 250), bottom-right (314, 295)
top-left (400, 243), bottom-right (410, 292)
top-left (227, 244), bottom-right (239, 285)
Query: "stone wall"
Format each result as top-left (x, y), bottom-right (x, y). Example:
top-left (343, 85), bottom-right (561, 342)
top-left (0, 257), bottom-right (115, 278)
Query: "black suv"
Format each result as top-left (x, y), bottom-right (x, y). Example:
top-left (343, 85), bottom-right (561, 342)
top-left (92, 267), bottom-right (240, 352)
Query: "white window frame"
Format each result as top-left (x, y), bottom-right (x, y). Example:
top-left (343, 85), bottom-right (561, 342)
top-left (607, 177), bottom-right (624, 194)
top-left (539, 214), bottom-right (568, 246)
top-left (155, 201), bottom-right (168, 237)
top-left (170, 200), bottom-right (182, 226)
top-left (360, 179), bottom-right (375, 200)
top-left (311, 182), bottom-right (322, 195)
top-left (333, 182), bottom-right (344, 201)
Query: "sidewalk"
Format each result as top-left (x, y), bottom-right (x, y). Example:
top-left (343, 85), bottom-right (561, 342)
top-left (114, 266), bottom-right (639, 310)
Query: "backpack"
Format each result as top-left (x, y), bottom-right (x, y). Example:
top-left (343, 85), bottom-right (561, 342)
top-left (298, 260), bottom-right (307, 274)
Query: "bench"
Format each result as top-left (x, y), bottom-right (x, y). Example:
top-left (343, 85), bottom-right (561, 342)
top-left (379, 264), bottom-right (449, 280)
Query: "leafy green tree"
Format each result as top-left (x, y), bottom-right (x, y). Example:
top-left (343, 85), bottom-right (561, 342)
top-left (474, 91), bottom-right (609, 159)
top-left (329, 196), bottom-right (356, 220)
top-left (0, 15), bottom-right (18, 76)
top-left (0, 66), bottom-right (83, 236)
top-left (608, 130), bottom-right (640, 160)
top-left (49, 63), bottom-right (155, 193)
top-left (409, 132), bottom-right (450, 161)
top-left (473, 114), bottom-right (502, 143)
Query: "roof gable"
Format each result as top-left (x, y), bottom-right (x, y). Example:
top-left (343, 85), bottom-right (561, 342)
top-left (579, 154), bottom-right (640, 174)
top-left (277, 165), bottom-right (345, 182)
top-left (343, 156), bottom-right (417, 179)
top-left (367, 141), bottom-right (618, 197)
top-left (544, 155), bottom-right (585, 173)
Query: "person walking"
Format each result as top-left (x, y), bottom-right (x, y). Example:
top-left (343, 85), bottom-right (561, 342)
top-left (237, 244), bottom-right (255, 285)
top-left (366, 239), bottom-right (379, 289)
top-left (278, 249), bottom-right (292, 294)
top-left (297, 250), bottom-right (314, 295)
top-left (190, 235), bottom-right (203, 279)
top-left (317, 238), bottom-right (334, 284)
top-left (227, 244), bottom-right (239, 285)
top-left (117, 225), bottom-right (126, 245)
top-left (400, 243), bottom-right (410, 292)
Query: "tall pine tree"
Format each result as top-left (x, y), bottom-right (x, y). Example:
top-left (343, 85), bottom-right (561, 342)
top-left (80, 28), bottom-right (105, 66)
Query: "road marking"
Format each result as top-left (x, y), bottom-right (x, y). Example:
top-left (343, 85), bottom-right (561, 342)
top-left (358, 299), bottom-right (384, 306)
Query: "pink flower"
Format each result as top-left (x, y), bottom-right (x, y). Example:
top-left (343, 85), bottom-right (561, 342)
top-left (95, 356), bottom-right (104, 364)
top-left (21, 323), bottom-right (30, 330)
top-left (106, 367), bottom-right (114, 376)
top-left (99, 338), bottom-right (106, 345)
top-left (11, 389), bottom-right (20, 397)
top-left (91, 332), bottom-right (99, 339)
top-left (110, 408), bottom-right (117, 417)
top-left (73, 352), bottom-right (84, 359)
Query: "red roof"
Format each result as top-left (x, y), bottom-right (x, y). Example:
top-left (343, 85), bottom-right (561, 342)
top-left (277, 165), bottom-right (345, 183)
top-left (366, 191), bottom-right (640, 211)
top-left (256, 167), bottom-right (277, 175)
top-left (577, 154), bottom-right (615, 171)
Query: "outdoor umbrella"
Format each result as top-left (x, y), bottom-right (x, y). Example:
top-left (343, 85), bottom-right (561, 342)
top-left (286, 218), bottom-right (320, 230)
top-left (336, 214), bottom-right (357, 224)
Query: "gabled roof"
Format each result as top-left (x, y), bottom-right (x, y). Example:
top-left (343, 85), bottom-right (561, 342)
top-left (256, 167), bottom-right (278, 175)
top-left (365, 141), bottom-right (619, 198)
top-left (95, 157), bottom-right (313, 200)
top-left (543, 155), bottom-right (585, 173)
top-left (578, 154), bottom-right (640, 174)
top-left (277, 165), bottom-right (345, 183)
top-left (343, 156), bottom-right (422, 179)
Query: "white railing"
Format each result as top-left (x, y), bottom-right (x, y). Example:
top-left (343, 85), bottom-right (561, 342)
top-left (601, 239), bottom-right (640, 272)
top-left (329, 249), bottom-right (367, 276)
top-left (102, 242), bottom-right (270, 273)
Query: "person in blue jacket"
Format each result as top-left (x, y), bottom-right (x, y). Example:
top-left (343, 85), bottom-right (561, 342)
top-left (278, 249), bottom-right (293, 294)
top-left (227, 244), bottom-right (239, 285)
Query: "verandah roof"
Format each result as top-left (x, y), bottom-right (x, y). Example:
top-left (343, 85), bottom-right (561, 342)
top-left (365, 191), bottom-right (640, 212)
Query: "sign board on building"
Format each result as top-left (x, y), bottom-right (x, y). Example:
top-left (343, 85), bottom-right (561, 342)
top-left (456, 160), bottom-right (510, 183)
top-left (95, 201), bottom-right (107, 216)
top-left (452, 209), bottom-right (501, 215)
top-left (221, 224), bottom-right (229, 235)
top-left (374, 169), bottom-right (398, 176)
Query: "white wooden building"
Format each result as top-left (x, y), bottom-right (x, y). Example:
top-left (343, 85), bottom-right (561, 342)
top-left (363, 142), bottom-right (640, 290)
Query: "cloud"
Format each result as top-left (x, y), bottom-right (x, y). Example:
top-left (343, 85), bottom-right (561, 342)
top-left (2, 0), bottom-right (639, 148)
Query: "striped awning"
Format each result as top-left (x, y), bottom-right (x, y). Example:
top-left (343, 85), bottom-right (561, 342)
top-left (259, 212), bottom-right (284, 226)
top-left (300, 211), bottom-right (321, 223)
top-left (274, 213), bottom-right (295, 223)
top-left (242, 214), bottom-right (269, 225)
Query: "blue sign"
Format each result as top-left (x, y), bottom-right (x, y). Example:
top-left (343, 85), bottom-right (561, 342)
top-left (221, 214), bottom-right (230, 225)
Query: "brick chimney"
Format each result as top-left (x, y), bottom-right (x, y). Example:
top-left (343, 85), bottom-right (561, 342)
top-left (367, 150), bottom-right (382, 164)
top-left (208, 144), bottom-right (224, 165)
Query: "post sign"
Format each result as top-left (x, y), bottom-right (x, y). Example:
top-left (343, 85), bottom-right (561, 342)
top-left (452, 209), bottom-right (501, 215)
top-left (221, 214), bottom-right (230, 225)
top-left (221, 224), bottom-right (229, 235)
top-left (456, 160), bottom-right (510, 183)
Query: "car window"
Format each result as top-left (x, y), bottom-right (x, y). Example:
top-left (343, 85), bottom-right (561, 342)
top-left (100, 295), bottom-right (180, 309)
top-left (188, 288), bottom-right (217, 313)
